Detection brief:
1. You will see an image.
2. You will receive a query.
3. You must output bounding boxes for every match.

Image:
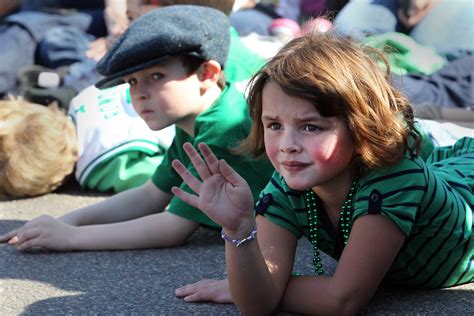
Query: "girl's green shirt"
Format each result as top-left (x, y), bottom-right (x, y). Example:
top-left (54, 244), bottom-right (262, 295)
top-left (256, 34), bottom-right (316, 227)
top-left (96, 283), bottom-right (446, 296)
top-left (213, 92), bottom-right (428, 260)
top-left (256, 137), bottom-right (473, 288)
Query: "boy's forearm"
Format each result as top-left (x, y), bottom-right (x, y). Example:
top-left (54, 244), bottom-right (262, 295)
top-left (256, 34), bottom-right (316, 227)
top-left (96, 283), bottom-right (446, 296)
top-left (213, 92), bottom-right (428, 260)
top-left (59, 181), bottom-right (170, 226)
top-left (57, 189), bottom-right (145, 226)
top-left (69, 212), bottom-right (199, 250)
top-left (70, 220), bottom-right (154, 250)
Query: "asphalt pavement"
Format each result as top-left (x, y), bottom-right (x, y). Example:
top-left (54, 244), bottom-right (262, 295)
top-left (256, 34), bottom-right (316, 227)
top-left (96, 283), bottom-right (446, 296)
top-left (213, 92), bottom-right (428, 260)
top-left (1, 181), bottom-right (472, 315)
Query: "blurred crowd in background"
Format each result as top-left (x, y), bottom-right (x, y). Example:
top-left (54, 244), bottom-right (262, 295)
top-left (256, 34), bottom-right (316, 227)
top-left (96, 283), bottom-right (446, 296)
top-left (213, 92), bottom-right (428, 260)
top-left (0, 0), bottom-right (472, 109)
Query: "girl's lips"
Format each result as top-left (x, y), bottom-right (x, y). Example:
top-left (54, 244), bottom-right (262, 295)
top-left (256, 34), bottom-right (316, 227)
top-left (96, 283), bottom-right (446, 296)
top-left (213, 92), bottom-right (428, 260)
top-left (281, 161), bottom-right (310, 172)
top-left (281, 161), bottom-right (309, 166)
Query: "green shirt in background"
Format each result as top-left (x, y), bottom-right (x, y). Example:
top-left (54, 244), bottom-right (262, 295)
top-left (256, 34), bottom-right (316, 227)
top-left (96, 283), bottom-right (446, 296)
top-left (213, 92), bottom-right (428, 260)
top-left (227, 26), bottom-right (266, 83)
top-left (152, 83), bottom-right (274, 227)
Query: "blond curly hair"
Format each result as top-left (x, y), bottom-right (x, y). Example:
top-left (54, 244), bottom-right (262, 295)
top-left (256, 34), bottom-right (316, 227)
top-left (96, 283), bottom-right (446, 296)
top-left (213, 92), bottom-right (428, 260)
top-left (0, 100), bottom-right (78, 198)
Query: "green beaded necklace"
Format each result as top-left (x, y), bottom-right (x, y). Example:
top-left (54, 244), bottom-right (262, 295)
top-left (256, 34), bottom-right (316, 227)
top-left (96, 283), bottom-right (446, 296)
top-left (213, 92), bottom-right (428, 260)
top-left (304, 179), bottom-right (358, 275)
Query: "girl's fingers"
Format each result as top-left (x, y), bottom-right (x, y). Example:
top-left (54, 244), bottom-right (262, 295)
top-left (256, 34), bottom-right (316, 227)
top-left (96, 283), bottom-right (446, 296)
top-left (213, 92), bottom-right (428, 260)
top-left (175, 279), bottom-right (214, 297)
top-left (183, 142), bottom-right (211, 180)
top-left (175, 279), bottom-right (232, 303)
top-left (171, 186), bottom-right (200, 209)
top-left (198, 143), bottom-right (220, 174)
top-left (182, 292), bottom-right (207, 302)
top-left (219, 159), bottom-right (248, 187)
top-left (172, 159), bottom-right (202, 194)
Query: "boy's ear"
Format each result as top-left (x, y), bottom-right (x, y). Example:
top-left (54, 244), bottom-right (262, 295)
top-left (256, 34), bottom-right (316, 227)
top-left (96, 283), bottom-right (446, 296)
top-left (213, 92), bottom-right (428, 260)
top-left (197, 60), bottom-right (221, 88)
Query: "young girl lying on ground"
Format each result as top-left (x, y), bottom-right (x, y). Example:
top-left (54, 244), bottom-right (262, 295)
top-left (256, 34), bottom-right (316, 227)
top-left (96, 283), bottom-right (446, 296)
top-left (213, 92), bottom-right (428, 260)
top-left (172, 32), bottom-right (473, 314)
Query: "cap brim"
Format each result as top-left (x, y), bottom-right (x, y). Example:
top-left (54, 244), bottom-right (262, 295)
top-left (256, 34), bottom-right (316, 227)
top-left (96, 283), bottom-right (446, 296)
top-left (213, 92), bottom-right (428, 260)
top-left (95, 55), bottom-right (170, 89)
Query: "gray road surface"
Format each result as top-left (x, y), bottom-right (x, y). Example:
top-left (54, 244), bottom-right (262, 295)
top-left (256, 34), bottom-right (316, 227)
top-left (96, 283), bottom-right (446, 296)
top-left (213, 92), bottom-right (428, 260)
top-left (1, 182), bottom-right (472, 315)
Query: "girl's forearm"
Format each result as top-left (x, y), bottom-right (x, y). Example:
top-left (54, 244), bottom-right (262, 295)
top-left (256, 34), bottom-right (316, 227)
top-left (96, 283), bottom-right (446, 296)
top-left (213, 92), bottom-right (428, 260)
top-left (280, 276), bottom-right (360, 315)
top-left (226, 243), bottom-right (281, 315)
top-left (224, 217), bottom-right (299, 315)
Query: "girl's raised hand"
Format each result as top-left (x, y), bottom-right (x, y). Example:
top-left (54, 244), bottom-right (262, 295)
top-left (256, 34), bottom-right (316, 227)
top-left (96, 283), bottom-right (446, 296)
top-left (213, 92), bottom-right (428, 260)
top-left (171, 142), bottom-right (255, 234)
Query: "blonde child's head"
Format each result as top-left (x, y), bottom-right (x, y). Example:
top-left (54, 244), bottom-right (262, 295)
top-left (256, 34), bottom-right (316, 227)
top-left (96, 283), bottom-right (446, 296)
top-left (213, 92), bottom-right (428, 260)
top-left (0, 100), bottom-right (78, 198)
top-left (245, 32), bottom-right (419, 174)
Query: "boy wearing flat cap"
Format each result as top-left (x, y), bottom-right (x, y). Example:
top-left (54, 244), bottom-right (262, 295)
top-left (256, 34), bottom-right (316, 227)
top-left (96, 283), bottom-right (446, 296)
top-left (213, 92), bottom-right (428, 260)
top-left (125, 0), bottom-right (264, 83)
top-left (1, 5), bottom-right (274, 251)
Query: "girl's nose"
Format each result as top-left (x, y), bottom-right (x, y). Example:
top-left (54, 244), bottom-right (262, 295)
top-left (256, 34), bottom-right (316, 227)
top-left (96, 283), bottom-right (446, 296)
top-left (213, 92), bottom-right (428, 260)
top-left (279, 131), bottom-right (301, 153)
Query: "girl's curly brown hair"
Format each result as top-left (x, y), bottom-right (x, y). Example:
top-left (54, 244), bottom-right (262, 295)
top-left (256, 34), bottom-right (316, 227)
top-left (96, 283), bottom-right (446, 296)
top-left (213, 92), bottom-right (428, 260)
top-left (241, 31), bottom-right (420, 175)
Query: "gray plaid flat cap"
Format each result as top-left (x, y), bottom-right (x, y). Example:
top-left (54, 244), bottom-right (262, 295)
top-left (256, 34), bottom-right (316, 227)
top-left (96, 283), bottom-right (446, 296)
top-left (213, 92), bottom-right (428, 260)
top-left (95, 5), bottom-right (230, 88)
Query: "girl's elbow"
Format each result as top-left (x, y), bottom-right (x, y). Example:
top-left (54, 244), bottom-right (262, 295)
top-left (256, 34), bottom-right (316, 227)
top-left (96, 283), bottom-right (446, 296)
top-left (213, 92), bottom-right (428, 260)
top-left (236, 303), bottom-right (276, 316)
top-left (332, 289), bottom-right (370, 315)
top-left (233, 295), bottom-right (280, 316)
top-left (335, 300), bottom-right (363, 316)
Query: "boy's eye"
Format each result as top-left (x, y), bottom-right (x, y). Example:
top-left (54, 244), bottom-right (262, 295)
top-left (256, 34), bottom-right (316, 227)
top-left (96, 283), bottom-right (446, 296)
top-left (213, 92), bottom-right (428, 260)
top-left (302, 124), bottom-right (321, 132)
top-left (127, 78), bottom-right (137, 86)
top-left (152, 73), bottom-right (163, 80)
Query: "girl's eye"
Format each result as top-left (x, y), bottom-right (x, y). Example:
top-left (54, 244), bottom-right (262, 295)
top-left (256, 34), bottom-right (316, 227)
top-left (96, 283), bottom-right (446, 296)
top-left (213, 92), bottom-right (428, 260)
top-left (127, 78), bottom-right (137, 86)
top-left (152, 73), bottom-right (163, 80)
top-left (268, 122), bottom-right (282, 131)
top-left (303, 124), bottom-right (321, 132)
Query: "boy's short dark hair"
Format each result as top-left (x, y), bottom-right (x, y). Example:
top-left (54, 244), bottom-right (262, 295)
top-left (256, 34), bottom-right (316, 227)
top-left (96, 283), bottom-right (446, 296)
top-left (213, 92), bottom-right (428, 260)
top-left (179, 55), bottom-right (226, 89)
top-left (96, 5), bottom-right (230, 88)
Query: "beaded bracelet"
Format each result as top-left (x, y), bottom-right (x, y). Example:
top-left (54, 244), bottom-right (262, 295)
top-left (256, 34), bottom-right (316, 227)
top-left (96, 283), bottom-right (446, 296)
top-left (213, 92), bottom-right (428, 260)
top-left (221, 224), bottom-right (257, 247)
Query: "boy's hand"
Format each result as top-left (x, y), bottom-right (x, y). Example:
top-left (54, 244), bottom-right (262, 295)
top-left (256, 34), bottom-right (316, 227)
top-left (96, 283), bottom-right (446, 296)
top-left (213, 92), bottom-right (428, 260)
top-left (175, 278), bottom-right (232, 304)
top-left (1, 215), bottom-right (76, 252)
top-left (0, 228), bottom-right (20, 244)
top-left (172, 142), bottom-right (255, 235)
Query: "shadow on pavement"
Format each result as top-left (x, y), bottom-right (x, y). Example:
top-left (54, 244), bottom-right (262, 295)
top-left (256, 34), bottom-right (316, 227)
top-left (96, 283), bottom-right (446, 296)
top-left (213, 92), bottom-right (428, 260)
top-left (1, 228), bottom-right (242, 315)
